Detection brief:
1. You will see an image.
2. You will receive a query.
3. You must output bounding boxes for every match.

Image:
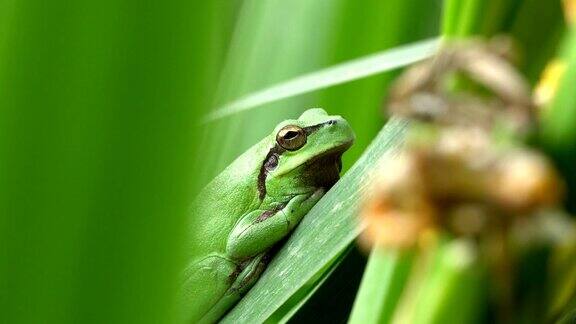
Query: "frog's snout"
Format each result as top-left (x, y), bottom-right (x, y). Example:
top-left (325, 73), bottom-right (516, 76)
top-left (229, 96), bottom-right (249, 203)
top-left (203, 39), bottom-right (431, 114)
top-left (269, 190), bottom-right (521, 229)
top-left (324, 116), bottom-right (355, 145)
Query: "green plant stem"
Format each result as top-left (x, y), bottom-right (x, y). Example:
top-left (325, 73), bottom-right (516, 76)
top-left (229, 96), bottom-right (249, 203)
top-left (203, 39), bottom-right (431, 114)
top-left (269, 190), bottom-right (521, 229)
top-left (456, 0), bottom-right (484, 37)
top-left (348, 247), bottom-right (414, 324)
top-left (443, 0), bottom-right (485, 38)
top-left (442, 0), bottom-right (463, 37)
top-left (395, 238), bottom-right (485, 324)
top-left (416, 240), bottom-right (484, 324)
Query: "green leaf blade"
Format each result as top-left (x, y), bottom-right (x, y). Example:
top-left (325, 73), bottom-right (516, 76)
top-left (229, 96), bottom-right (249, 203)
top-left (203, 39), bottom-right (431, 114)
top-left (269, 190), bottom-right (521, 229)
top-left (204, 40), bottom-right (440, 122)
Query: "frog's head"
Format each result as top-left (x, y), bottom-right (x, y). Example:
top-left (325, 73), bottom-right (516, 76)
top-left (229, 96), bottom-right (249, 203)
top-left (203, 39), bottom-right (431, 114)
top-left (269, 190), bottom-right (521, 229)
top-left (259, 108), bottom-right (355, 200)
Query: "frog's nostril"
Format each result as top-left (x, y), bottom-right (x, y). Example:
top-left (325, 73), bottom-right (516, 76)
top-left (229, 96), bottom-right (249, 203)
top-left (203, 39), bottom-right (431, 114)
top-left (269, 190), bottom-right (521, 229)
top-left (327, 120), bottom-right (337, 126)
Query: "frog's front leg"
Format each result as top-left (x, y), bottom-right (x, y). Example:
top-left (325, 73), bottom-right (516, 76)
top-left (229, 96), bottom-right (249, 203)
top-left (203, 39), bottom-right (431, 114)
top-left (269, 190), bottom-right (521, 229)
top-left (226, 189), bottom-right (324, 259)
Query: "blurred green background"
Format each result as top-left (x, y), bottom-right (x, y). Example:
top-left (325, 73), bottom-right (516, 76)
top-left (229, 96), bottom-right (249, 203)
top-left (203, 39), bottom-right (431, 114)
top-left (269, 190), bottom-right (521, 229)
top-left (0, 1), bottom-right (222, 323)
top-left (1, 0), bottom-right (575, 323)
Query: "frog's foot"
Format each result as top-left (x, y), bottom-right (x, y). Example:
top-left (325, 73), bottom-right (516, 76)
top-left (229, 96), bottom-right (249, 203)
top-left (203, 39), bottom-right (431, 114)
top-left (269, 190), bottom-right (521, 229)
top-left (181, 254), bottom-right (237, 323)
top-left (200, 252), bottom-right (270, 323)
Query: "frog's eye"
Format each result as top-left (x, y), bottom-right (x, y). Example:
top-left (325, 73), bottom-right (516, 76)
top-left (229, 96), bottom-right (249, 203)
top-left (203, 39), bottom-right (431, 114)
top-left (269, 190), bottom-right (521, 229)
top-left (276, 125), bottom-right (307, 151)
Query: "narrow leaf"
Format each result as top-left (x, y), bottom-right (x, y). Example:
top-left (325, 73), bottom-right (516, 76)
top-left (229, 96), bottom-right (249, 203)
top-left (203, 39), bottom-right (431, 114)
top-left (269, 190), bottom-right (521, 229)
top-left (204, 39), bottom-right (440, 122)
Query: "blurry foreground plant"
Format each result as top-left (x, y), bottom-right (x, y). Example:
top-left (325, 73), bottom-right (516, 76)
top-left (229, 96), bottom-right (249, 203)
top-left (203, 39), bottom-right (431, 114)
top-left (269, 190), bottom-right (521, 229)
top-left (350, 40), bottom-right (576, 324)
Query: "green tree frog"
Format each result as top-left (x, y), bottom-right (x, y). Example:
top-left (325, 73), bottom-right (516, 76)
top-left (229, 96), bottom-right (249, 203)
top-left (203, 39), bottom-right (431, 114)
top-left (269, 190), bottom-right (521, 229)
top-left (182, 108), bottom-right (354, 323)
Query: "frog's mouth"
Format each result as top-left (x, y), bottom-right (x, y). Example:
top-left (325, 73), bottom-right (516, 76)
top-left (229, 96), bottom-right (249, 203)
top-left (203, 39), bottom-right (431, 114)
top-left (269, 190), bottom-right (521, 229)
top-left (304, 142), bottom-right (351, 189)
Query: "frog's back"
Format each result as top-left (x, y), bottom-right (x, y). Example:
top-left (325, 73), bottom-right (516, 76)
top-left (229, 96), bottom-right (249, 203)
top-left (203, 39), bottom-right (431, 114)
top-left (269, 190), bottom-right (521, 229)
top-left (182, 141), bottom-right (268, 322)
top-left (188, 139), bottom-right (269, 260)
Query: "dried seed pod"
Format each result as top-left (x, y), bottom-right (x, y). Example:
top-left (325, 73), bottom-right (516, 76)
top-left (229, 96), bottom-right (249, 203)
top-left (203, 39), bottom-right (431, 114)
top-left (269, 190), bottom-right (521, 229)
top-left (387, 38), bottom-right (534, 135)
top-left (360, 153), bottom-right (436, 250)
top-left (489, 150), bottom-right (564, 213)
top-left (359, 128), bottom-right (564, 249)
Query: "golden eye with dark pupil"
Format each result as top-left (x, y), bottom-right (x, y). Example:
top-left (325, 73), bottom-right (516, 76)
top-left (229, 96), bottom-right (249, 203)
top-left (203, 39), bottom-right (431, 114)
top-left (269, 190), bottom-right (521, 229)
top-left (276, 125), bottom-right (307, 151)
